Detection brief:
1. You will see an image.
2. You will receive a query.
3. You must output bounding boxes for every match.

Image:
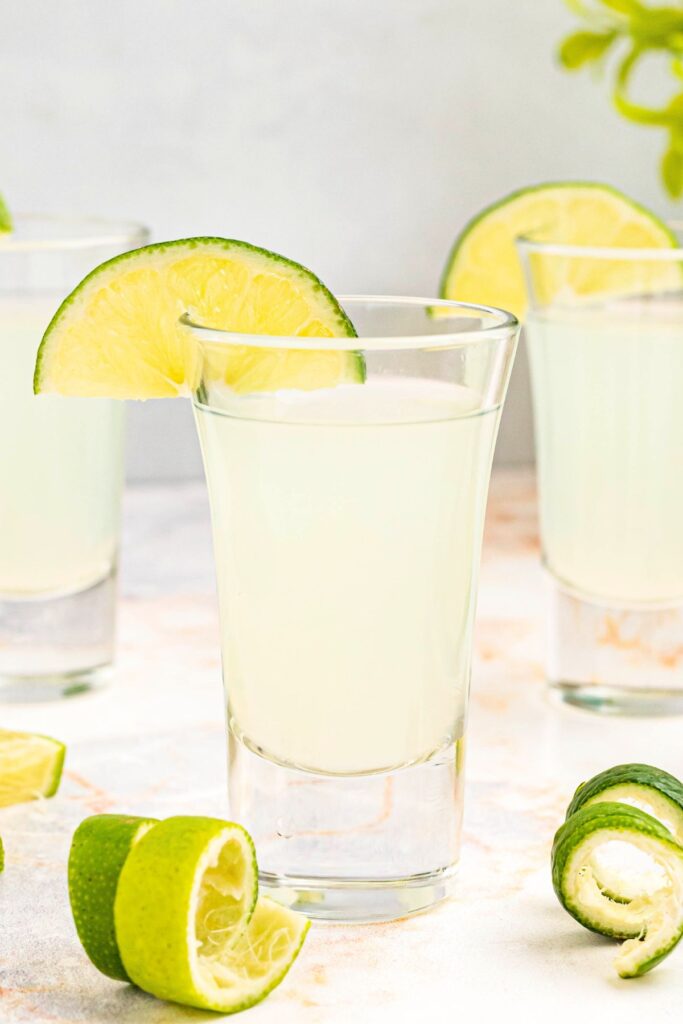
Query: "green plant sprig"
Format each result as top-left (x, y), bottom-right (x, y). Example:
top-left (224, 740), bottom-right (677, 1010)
top-left (559, 0), bottom-right (683, 196)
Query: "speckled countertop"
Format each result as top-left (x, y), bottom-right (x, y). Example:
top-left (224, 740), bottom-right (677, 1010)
top-left (3, 470), bottom-right (683, 1023)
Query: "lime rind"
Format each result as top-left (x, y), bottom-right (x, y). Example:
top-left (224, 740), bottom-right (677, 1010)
top-left (567, 764), bottom-right (683, 846)
top-left (33, 237), bottom-right (362, 398)
top-left (115, 816), bottom-right (265, 1012)
top-left (68, 814), bottom-right (158, 981)
top-left (552, 802), bottom-right (683, 978)
top-left (0, 729), bottom-right (66, 807)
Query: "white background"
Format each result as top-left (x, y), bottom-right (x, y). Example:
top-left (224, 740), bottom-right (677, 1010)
top-left (1, 0), bottom-right (677, 479)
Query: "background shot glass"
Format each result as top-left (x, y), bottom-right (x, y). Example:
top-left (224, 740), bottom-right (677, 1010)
top-left (519, 234), bottom-right (683, 714)
top-left (0, 215), bottom-right (148, 701)
top-left (186, 296), bottom-right (518, 922)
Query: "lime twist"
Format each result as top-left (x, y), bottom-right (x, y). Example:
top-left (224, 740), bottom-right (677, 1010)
top-left (69, 814), bottom-right (310, 1014)
top-left (552, 764), bottom-right (683, 978)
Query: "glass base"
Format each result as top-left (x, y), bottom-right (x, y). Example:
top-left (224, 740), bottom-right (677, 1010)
top-left (547, 577), bottom-right (683, 716)
top-left (0, 568), bottom-right (116, 702)
top-left (259, 866), bottom-right (458, 923)
top-left (228, 730), bottom-right (465, 923)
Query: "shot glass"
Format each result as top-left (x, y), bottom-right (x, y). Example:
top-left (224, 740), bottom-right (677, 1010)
top-left (0, 215), bottom-right (148, 700)
top-left (519, 235), bottom-right (683, 714)
top-left (186, 296), bottom-right (518, 921)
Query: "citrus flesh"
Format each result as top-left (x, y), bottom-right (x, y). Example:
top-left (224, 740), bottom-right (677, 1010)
top-left (440, 182), bottom-right (678, 319)
top-left (114, 815), bottom-right (310, 1012)
top-left (34, 238), bottom-right (362, 398)
top-left (0, 729), bottom-right (65, 807)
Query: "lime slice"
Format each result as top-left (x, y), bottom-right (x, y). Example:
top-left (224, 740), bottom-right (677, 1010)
top-left (0, 192), bottom-right (12, 233)
top-left (115, 815), bottom-right (308, 1012)
top-left (33, 238), bottom-right (363, 398)
top-left (440, 181), bottom-right (678, 319)
top-left (68, 814), bottom-right (158, 980)
top-left (552, 802), bottom-right (683, 978)
top-left (0, 729), bottom-right (65, 807)
top-left (567, 764), bottom-right (683, 847)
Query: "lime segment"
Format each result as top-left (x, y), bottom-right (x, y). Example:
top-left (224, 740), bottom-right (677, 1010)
top-left (0, 729), bottom-right (65, 807)
top-left (68, 814), bottom-right (158, 980)
top-left (552, 801), bottom-right (683, 978)
top-left (440, 181), bottom-right (677, 319)
top-left (34, 238), bottom-right (362, 398)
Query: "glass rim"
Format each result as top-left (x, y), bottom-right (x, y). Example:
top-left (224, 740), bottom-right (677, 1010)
top-left (516, 221), bottom-right (683, 262)
top-left (180, 294), bottom-right (518, 352)
top-left (0, 213), bottom-right (148, 253)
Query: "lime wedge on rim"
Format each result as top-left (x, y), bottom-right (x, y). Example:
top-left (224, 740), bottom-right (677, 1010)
top-left (114, 815), bottom-right (308, 1013)
top-left (440, 181), bottom-right (678, 319)
top-left (0, 192), bottom-right (12, 233)
top-left (0, 728), bottom-right (65, 807)
top-left (68, 814), bottom-right (159, 981)
top-left (33, 238), bottom-right (363, 398)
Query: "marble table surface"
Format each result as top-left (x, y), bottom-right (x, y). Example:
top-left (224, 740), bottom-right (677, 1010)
top-left (3, 470), bottom-right (683, 1023)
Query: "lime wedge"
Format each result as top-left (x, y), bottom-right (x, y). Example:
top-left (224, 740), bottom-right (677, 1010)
top-left (114, 816), bottom-right (308, 1013)
top-left (440, 181), bottom-right (678, 319)
top-left (0, 729), bottom-right (65, 807)
top-left (68, 814), bottom-right (158, 980)
top-left (553, 801), bottom-right (683, 978)
top-left (0, 192), bottom-right (12, 233)
top-left (34, 238), bottom-right (362, 398)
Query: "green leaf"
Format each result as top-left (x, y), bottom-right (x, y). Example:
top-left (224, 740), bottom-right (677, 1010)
top-left (661, 141), bottom-right (683, 197)
top-left (600, 0), bottom-right (644, 15)
top-left (559, 30), bottom-right (617, 69)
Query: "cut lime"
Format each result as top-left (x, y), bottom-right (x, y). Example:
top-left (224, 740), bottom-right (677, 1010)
top-left (34, 238), bottom-right (363, 398)
top-left (440, 181), bottom-right (678, 319)
top-left (0, 729), bottom-right (65, 807)
top-left (114, 815), bottom-right (308, 1013)
top-left (567, 764), bottom-right (683, 847)
top-left (0, 192), bottom-right (12, 233)
top-left (68, 814), bottom-right (158, 981)
top-left (552, 802), bottom-right (683, 978)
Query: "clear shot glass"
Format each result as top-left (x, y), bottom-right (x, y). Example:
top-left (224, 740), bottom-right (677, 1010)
top-left (0, 215), bottom-right (148, 700)
top-left (185, 296), bottom-right (518, 921)
top-left (519, 234), bottom-right (683, 714)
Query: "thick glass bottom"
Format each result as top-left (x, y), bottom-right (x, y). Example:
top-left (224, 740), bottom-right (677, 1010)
top-left (228, 729), bottom-right (465, 923)
top-left (0, 567), bottom-right (116, 702)
top-left (259, 866), bottom-right (458, 923)
top-left (547, 577), bottom-right (683, 716)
